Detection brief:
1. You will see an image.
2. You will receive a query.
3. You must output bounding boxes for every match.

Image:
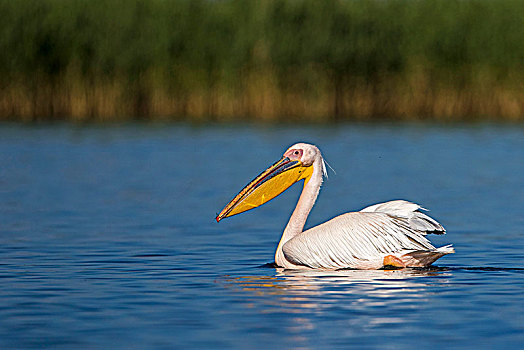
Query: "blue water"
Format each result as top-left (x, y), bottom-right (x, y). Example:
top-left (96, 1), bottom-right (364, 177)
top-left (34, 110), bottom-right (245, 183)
top-left (1, 123), bottom-right (524, 349)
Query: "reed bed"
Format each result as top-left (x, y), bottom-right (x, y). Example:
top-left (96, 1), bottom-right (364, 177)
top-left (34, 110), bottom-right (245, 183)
top-left (1, 0), bottom-right (524, 122)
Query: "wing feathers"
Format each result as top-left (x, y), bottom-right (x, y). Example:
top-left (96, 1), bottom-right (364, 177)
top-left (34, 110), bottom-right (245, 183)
top-left (283, 200), bottom-right (450, 269)
top-left (360, 200), bottom-right (445, 235)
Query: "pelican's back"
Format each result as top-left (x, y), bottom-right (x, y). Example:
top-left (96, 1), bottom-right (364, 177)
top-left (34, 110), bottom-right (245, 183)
top-left (282, 200), bottom-right (453, 269)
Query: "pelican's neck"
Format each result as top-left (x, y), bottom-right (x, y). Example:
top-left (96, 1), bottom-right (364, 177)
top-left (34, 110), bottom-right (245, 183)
top-left (275, 157), bottom-right (324, 266)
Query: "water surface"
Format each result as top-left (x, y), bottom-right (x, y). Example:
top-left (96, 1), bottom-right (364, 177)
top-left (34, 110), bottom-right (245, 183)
top-left (1, 123), bottom-right (523, 348)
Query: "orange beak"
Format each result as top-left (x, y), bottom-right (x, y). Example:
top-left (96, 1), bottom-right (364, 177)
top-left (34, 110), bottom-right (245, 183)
top-left (216, 156), bottom-right (313, 222)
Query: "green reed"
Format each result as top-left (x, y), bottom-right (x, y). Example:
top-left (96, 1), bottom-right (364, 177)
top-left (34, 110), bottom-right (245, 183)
top-left (1, 0), bottom-right (523, 121)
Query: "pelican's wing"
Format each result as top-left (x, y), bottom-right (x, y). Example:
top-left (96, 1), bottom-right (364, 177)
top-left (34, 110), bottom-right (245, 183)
top-left (282, 200), bottom-right (449, 269)
top-left (360, 200), bottom-right (445, 235)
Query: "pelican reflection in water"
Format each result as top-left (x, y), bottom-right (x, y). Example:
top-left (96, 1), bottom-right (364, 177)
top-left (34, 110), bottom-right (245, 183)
top-left (216, 143), bottom-right (453, 270)
top-left (222, 268), bottom-right (452, 313)
top-left (227, 268), bottom-right (449, 297)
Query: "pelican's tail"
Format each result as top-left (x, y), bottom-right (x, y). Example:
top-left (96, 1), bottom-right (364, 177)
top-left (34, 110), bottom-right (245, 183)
top-left (401, 244), bottom-right (454, 267)
top-left (436, 244), bottom-right (455, 254)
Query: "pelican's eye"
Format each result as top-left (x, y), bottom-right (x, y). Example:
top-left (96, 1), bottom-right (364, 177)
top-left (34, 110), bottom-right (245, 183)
top-left (285, 148), bottom-right (303, 160)
top-left (288, 149), bottom-right (303, 159)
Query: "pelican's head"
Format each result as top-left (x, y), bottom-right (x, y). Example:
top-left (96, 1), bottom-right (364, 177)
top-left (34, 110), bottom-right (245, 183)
top-left (216, 143), bottom-right (324, 222)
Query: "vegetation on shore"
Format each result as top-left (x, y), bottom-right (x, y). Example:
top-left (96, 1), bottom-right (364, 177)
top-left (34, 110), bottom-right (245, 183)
top-left (1, 0), bottom-right (524, 122)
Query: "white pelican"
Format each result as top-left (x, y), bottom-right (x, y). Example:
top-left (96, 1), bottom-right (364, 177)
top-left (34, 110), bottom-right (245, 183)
top-left (216, 143), bottom-right (454, 270)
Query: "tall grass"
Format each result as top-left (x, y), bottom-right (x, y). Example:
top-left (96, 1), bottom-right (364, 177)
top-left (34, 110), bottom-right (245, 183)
top-left (1, 0), bottom-right (524, 122)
